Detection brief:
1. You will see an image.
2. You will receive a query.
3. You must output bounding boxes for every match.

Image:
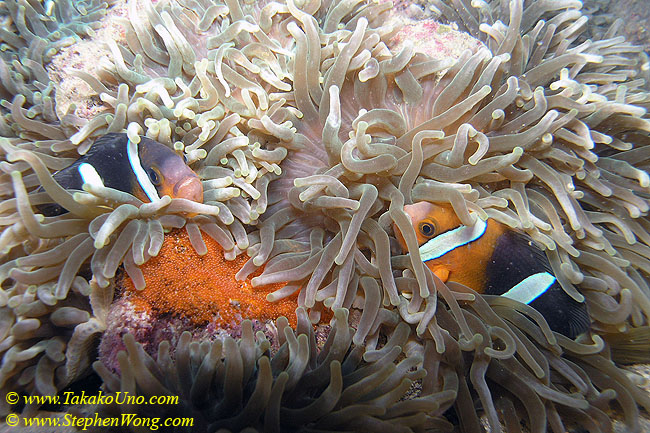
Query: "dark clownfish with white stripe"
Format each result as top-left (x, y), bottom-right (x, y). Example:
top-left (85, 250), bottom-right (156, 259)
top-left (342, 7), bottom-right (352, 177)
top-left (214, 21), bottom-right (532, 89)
top-left (39, 133), bottom-right (203, 216)
top-left (394, 201), bottom-right (590, 339)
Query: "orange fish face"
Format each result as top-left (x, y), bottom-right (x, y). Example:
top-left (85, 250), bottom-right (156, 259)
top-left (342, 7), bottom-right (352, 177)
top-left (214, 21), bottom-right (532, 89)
top-left (393, 201), bottom-right (503, 289)
top-left (137, 137), bottom-right (204, 203)
top-left (394, 201), bottom-right (463, 252)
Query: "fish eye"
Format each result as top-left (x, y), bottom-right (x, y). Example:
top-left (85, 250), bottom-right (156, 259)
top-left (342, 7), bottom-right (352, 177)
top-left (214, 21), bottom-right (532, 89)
top-left (147, 167), bottom-right (162, 186)
top-left (418, 222), bottom-right (436, 238)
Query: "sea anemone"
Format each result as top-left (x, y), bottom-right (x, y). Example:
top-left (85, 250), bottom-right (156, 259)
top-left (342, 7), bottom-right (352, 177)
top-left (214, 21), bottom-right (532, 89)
top-left (0, 0), bottom-right (116, 137)
top-left (1, 0), bottom-right (650, 431)
top-left (95, 310), bottom-right (439, 432)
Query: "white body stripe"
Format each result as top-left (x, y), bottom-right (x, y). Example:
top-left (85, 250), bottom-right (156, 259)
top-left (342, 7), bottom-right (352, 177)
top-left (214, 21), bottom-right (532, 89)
top-left (78, 163), bottom-right (105, 188)
top-left (127, 138), bottom-right (160, 202)
top-left (419, 218), bottom-right (487, 262)
top-left (501, 272), bottom-right (556, 305)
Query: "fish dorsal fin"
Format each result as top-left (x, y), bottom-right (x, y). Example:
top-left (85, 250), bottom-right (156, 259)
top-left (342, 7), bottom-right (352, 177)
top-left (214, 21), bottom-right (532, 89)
top-left (419, 218), bottom-right (487, 261)
top-left (127, 138), bottom-right (161, 202)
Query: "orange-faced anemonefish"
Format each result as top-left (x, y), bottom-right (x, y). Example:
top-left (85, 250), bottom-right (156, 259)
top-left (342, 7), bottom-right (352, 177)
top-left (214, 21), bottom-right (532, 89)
top-left (394, 201), bottom-right (590, 339)
top-left (39, 132), bottom-right (203, 216)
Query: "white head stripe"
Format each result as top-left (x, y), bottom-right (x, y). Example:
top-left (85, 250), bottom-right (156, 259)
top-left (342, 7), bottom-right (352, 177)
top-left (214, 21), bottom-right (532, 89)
top-left (78, 163), bottom-right (105, 188)
top-left (419, 218), bottom-right (487, 261)
top-left (501, 272), bottom-right (556, 305)
top-left (127, 138), bottom-right (161, 202)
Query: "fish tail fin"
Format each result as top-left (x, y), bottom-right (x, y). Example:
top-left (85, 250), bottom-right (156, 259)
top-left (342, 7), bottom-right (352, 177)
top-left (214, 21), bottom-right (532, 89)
top-left (603, 326), bottom-right (650, 364)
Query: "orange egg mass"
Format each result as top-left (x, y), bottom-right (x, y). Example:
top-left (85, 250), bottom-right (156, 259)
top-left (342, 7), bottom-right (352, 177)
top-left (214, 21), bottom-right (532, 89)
top-left (120, 228), bottom-right (298, 328)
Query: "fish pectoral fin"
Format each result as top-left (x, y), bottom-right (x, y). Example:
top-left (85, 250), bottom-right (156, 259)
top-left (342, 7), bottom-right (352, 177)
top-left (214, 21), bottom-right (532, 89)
top-left (432, 267), bottom-right (450, 283)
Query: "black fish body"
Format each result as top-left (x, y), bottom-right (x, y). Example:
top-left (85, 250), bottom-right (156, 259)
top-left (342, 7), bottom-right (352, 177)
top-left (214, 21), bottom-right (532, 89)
top-left (485, 230), bottom-right (590, 338)
top-left (37, 133), bottom-right (203, 216)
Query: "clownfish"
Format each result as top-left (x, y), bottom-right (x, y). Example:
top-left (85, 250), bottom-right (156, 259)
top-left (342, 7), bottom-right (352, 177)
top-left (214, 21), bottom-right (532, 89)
top-left (38, 133), bottom-right (203, 216)
top-left (394, 201), bottom-right (590, 339)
